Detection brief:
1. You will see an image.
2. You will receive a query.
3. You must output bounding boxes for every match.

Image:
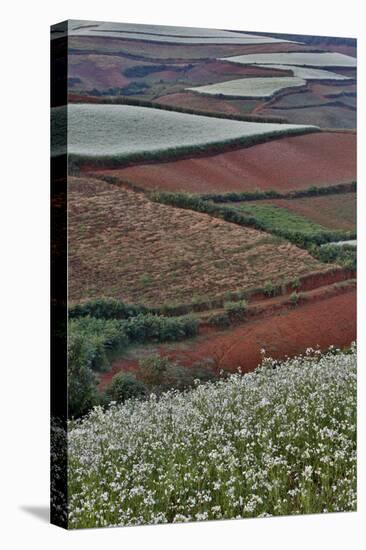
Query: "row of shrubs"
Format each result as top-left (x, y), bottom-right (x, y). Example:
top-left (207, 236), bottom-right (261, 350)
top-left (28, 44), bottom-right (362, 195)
top-left (69, 298), bottom-right (149, 320)
top-left (310, 243), bottom-right (357, 271)
top-left (70, 313), bottom-right (199, 370)
top-left (152, 191), bottom-right (356, 251)
top-left (68, 313), bottom-right (199, 417)
top-left (200, 181), bottom-right (356, 203)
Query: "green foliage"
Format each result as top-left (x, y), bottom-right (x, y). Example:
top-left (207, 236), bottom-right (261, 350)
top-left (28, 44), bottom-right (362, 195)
top-left (105, 373), bottom-right (147, 404)
top-left (67, 332), bottom-right (99, 418)
top-left (198, 182), bottom-right (356, 203)
top-left (139, 355), bottom-right (215, 393)
top-left (291, 277), bottom-right (300, 290)
top-left (264, 280), bottom-right (276, 297)
top-left (123, 313), bottom-right (199, 343)
top-left (68, 312), bottom-right (200, 417)
top-left (207, 312), bottom-right (231, 328)
top-left (224, 300), bottom-right (248, 320)
top-left (290, 291), bottom-right (300, 305)
top-left (311, 244), bottom-right (357, 270)
top-left (69, 317), bottom-right (128, 372)
top-left (69, 298), bottom-right (148, 320)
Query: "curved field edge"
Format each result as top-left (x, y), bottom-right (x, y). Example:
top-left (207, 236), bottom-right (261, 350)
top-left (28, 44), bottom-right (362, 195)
top-left (68, 126), bottom-right (319, 170)
top-left (67, 347), bottom-right (356, 528)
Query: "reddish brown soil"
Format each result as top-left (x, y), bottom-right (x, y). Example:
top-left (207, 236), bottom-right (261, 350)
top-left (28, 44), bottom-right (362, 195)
top-left (95, 132), bottom-right (356, 193)
top-left (154, 91), bottom-right (261, 116)
top-left (100, 288), bottom-right (356, 389)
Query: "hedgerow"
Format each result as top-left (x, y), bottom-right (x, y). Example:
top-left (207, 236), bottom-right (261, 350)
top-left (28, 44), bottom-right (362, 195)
top-left (152, 191), bottom-right (355, 251)
top-left (200, 181), bottom-right (356, 203)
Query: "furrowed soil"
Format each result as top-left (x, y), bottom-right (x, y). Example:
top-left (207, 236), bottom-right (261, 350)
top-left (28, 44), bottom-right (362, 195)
top-left (68, 176), bottom-right (329, 306)
top-left (94, 132), bottom-right (356, 193)
top-left (100, 287), bottom-right (356, 389)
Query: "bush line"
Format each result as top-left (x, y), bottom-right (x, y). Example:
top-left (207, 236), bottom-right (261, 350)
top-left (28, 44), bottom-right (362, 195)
top-left (199, 181), bottom-right (356, 203)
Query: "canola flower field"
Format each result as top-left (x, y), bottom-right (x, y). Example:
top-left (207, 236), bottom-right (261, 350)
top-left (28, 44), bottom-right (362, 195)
top-left (68, 346), bottom-right (356, 528)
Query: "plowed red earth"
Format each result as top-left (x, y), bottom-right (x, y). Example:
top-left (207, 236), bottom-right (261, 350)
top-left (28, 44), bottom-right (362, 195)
top-left (96, 132), bottom-right (356, 193)
top-left (100, 289), bottom-right (356, 390)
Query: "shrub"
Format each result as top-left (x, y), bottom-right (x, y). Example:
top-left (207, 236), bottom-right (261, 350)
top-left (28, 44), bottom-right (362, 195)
top-left (224, 300), bottom-right (248, 320)
top-left (139, 355), bottom-right (216, 393)
top-left (207, 312), bottom-right (231, 328)
top-left (67, 333), bottom-right (99, 418)
top-left (69, 298), bottom-right (148, 320)
top-left (291, 277), bottom-right (300, 290)
top-left (290, 291), bottom-right (300, 305)
top-left (264, 280), bottom-right (276, 297)
top-left (105, 373), bottom-right (147, 404)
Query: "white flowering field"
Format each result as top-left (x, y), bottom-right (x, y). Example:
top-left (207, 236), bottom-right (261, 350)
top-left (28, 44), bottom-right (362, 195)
top-left (68, 347), bottom-right (356, 528)
top-left (222, 52), bottom-right (357, 68)
top-left (257, 64), bottom-right (352, 81)
top-left (56, 104), bottom-right (317, 163)
top-left (187, 77), bottom-right (306, 98)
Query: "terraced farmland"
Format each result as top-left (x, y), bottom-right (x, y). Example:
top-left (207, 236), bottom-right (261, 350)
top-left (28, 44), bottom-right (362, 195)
top-left (96, 132), bottom-right (356, 193)
top-left (57, 23), bottom-right (357, 529)
top-left (68, 177), bottom-right (329, 307)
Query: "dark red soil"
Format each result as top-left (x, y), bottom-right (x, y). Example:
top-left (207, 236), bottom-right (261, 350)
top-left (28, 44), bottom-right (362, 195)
top-left (99, 286), bottom-right (356, 390)
top-left (95, 132), bottom-right (356, 193)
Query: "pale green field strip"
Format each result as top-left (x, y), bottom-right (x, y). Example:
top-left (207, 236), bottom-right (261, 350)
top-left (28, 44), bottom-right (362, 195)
top-left (220, 52), bottom-right (357, 68)
top-left (68, 21), bottom-right (297, 44)
top-left (187, 77), bottom-right (306, 98)
top-left (52, 104), bottom-right (318, 160)
top-left (257, 64), bottom-right (352, 80)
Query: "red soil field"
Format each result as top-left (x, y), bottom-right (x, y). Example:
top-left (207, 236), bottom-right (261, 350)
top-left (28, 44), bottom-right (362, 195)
top-left (96, 132), bottom-right (356, 194)
top-left (260, 104), bottom-right (356, 129)
top-left (100, 288), bottom-right (356, 390)
top-left (154, 91), bottom-right (261, 116)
